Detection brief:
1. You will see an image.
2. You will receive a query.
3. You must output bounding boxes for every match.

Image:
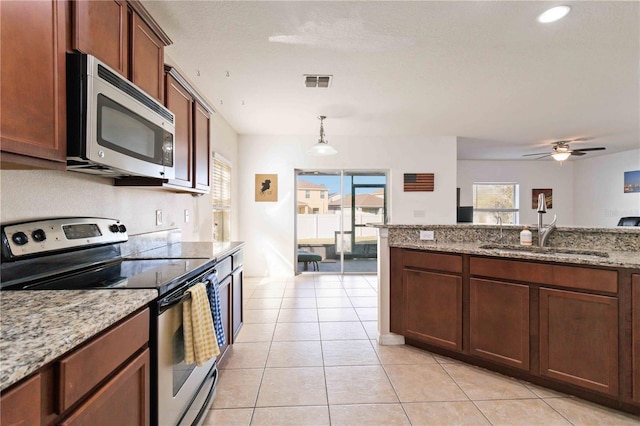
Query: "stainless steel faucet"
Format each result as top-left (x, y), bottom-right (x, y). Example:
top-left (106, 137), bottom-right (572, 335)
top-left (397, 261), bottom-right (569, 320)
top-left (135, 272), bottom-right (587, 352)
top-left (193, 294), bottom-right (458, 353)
top-left (537, 193), bottom-right (557, 247)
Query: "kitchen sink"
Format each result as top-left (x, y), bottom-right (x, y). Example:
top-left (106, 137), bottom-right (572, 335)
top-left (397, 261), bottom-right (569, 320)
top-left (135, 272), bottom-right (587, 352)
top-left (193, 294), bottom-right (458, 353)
top-left (478, 244), bottom-right (610, 258)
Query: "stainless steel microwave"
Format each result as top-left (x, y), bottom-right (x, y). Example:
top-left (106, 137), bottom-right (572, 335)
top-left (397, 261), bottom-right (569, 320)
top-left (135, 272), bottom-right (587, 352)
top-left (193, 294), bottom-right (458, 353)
top-left (66, 53), bottom-right (175, 180)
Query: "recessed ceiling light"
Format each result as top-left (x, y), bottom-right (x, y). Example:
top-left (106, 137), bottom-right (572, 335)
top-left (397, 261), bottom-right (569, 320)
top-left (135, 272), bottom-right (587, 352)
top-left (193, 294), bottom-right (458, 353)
top-left (538, 5), bottom-right (571, 23)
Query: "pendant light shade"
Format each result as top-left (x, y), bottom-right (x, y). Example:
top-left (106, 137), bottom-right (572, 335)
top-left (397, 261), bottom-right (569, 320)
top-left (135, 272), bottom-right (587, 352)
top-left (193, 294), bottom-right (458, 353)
top-left (308, 116), bottom-right (337, 156)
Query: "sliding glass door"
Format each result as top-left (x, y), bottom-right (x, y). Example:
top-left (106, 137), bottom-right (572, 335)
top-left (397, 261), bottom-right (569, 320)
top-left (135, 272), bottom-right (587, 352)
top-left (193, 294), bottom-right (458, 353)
top-left (295, 170), bottom-right (387, 274)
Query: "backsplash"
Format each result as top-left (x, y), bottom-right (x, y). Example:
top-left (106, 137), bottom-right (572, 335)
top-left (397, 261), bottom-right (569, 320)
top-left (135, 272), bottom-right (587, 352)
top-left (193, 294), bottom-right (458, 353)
top-left (384, 224), bottom-right (640, 252)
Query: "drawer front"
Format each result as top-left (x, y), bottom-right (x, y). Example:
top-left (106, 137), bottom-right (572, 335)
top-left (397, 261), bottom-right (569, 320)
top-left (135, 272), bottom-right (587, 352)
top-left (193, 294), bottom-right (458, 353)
top-left (215, 256), bottom-right (233, 281)
top-left (402, 249), bottom-right (462, 274)
top-left (59, 308), bottom-right (149, 412)
top-left (470, 257), bottom-right (618, 293)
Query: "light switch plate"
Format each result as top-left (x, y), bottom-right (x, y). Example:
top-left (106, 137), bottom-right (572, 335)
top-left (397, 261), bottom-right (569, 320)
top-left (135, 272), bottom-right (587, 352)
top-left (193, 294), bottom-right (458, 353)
top-left (184, 209), bottom-right (190, 223)
top-left (156, 210), bottom-right (163, 226)
top-left (420, 230), bottom-right (435, 240)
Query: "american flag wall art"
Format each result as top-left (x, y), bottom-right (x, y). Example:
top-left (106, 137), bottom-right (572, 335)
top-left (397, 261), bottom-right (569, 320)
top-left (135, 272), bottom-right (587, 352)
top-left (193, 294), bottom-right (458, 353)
top-left (404, 173), bottom-right (434, 192)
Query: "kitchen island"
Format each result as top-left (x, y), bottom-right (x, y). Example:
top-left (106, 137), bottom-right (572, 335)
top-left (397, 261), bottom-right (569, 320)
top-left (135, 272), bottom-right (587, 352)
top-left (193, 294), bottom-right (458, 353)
top-left (375, 224), bottom-right (640, 415)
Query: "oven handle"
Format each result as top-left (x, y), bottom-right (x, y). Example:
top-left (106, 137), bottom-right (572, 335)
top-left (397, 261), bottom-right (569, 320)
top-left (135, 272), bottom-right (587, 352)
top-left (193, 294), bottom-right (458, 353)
top-left (158, 268), bottom-right (216, 310)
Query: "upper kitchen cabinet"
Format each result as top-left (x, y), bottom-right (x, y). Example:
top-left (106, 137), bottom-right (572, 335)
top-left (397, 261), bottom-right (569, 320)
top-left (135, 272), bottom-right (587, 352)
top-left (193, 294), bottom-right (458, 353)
top-left (0, 0), bottom-right (67, 169)
top-left (71, 0), bottom-right (171, 102)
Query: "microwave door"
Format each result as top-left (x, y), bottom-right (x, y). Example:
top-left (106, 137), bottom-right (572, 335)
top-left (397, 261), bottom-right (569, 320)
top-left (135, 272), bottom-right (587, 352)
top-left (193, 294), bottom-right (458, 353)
top-left (85, 65), bottom-right (175, 180)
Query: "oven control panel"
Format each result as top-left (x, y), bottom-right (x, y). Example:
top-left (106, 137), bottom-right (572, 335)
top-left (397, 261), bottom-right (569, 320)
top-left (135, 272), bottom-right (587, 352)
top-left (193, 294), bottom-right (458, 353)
top-left (1, 217), bottom-right (128, 259)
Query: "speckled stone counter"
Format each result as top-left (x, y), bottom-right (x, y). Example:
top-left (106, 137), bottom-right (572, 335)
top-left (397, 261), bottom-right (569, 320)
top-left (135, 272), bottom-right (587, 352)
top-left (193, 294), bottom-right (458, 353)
top-left (0, 289), bottom-right (157, 392)
top-left (377, 224), bottom-right (640, 269)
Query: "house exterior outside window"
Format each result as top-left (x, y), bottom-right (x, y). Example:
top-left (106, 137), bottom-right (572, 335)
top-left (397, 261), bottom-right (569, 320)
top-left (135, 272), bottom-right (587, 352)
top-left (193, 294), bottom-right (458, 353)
top-left (473, 183), bottom-right (519, 224)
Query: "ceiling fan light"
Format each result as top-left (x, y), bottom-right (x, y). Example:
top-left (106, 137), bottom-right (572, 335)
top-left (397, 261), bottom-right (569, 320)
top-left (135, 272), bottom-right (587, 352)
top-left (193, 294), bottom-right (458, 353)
top-left (551, 152), bottom-right (571, 161)
top-left (538, 5), bottom-right (571, 23)
top-left (308, 116), bottom-right (337, 156)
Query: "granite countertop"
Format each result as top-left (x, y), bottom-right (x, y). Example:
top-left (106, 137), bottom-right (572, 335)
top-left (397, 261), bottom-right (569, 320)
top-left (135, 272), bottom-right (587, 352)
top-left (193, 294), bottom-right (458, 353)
top-left (0, 289), bottom-right (157, 392)
top-left (126, 241), bottom-right (245, 261)
top-left (390, 241), bottom-right (640, 269)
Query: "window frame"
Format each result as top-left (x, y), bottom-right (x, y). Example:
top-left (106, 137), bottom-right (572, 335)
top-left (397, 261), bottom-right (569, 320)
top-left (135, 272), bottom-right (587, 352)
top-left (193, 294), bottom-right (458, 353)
top-left (472, 182), bottom-right (520, 224)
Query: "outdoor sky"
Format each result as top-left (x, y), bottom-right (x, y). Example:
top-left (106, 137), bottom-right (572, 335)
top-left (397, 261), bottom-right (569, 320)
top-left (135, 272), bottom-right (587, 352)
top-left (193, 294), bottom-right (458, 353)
top-left (298, 174), bottom-right (386, 195)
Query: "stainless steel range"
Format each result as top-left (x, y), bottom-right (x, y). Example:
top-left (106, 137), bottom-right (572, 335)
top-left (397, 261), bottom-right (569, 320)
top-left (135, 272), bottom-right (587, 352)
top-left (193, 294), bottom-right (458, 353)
top-left (1, 217), bottom-right (220, 426)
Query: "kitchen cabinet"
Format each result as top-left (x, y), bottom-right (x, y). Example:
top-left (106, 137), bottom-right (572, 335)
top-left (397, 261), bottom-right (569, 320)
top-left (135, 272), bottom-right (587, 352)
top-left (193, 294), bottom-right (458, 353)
top-left (390, 249), bottom-right (463, 351)
top-left (539, 288), bottom-right (618, 396)
top-left (0, 0), bottom-right (67, 169)
top-left (0, 308), bottom-right (150, 425)
top-left (218, 276), bottom-right (232, 358)
top-left (232, 250), bottom-right (244, 340)
top-left (0, 373), bottom-right (41, 426)
top-left (470, 278), bottom-right (529, 370)
top-left (72, 0), bottom-right (171, 102)
top-left (632, 274), bottom-right (640, 404)
top-left (193, 102), bottom-right (212, 192)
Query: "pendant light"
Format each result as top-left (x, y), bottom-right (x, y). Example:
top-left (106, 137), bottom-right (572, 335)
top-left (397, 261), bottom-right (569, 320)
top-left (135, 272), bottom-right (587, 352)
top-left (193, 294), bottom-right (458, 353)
top-left (307, 116), bottom-right (337, 156)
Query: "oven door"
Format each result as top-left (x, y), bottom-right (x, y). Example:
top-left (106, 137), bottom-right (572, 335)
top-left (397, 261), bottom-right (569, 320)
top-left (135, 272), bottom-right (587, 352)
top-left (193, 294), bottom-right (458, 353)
top-left (157, 286), bottom-right (218, 425)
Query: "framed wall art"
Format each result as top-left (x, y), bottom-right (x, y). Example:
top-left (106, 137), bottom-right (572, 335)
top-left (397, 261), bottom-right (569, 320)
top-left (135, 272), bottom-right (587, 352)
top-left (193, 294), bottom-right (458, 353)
top-left (624, 170), bottom-right (640, 193)
top-left (532, 188), bottom-right (552, 209)
top-left (255, 174), bottom-right (278, 202)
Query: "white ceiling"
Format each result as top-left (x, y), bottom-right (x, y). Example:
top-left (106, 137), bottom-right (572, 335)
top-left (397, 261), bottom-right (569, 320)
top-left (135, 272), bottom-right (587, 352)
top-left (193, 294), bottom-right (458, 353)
top-left (142, 1), bottom-right (639, 161)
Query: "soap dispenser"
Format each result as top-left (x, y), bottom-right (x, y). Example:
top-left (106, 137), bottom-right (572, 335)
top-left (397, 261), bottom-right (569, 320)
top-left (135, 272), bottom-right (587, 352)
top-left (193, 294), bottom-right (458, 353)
top-left (520, 227), bottom-right (532, 246)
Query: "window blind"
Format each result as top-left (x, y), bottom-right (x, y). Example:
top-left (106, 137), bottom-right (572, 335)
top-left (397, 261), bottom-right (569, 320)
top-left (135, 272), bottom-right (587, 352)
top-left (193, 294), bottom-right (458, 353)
top-left (212, 156), bottom-right (231, 209)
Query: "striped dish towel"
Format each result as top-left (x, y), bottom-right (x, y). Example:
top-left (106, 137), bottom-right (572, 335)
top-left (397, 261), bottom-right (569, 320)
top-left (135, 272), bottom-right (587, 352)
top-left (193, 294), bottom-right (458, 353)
top-left (206, 273), bottom-right (226, 347)
top-left (183, 282), bottom-right (220, 366)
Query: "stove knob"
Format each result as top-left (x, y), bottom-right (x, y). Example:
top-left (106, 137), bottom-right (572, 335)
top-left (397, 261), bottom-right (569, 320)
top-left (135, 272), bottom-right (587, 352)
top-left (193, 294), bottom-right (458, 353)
top-left (32, 229), bottom-right (46, 242)
top-left (12, 232), bottom-right (28, 246)
top-left (118, 224), bottom-right (127, 233)
top-left (109, 224), bottom-right (120, 233)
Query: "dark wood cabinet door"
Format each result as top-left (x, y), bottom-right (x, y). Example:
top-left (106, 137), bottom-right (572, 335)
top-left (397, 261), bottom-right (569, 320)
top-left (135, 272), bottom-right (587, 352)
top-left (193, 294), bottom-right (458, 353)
top-left (165, 74), bottom-right (193, 188)
top-left (218, 277), bottom-right (232, 358)
top-left (539, 288), bottom-right (618, 396)
top-left (73, 0), bottom-right (128, 77)
top-left (59, 349), bottom-right (150, 426)
top-left (633, 274), bottom-right (640, 404)
top-left (232, 269), bottom-right (244, 341)
top-left (389, 247), bottom-right (404, 334)
top-left (0, 373), bottom-right (41, 426)
top-left (404, 269), bottom-right (462, 351)
top-left (470, 278), bottom-right (530, 370)
top-left (193, 102), bottom-right (211, 191)
top-left (1, 0), bottom-right (66, 167)
top-left (131, 12), bottom-right (164, 102)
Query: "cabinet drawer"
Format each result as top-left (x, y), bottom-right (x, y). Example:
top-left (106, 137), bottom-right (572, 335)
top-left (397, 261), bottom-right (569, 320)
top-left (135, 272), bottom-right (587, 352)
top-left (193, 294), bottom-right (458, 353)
top-left (403, 250), bottom-right (462, 274)
top-left (215, 256), bottom-right (232, 281)
top-left (0, 373), bottom-right (41, 426)
top-left (59, 308), bottom-right (149, 412)
top-left (470, 257), bottom-right (618, 293)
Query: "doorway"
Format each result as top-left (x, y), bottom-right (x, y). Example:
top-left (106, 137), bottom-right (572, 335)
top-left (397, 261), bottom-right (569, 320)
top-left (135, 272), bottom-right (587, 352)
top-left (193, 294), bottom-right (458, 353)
top-left (295, 170), bottom-right (387, 274)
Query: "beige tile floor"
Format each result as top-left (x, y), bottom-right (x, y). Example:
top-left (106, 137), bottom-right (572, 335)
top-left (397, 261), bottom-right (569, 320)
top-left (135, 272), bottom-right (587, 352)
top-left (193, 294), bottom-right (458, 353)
top-left (203, 274), bottom-right (640, 425)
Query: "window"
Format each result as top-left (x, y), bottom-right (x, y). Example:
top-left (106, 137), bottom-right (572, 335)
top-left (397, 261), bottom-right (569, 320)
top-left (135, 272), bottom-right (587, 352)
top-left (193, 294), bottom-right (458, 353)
top-left (305, 190), bottom-right (310, 199)
top-left (320, 191), bottom-right (325, 199)
top-left (312, 208), bottom-right (319, 214)
top-left (473, 183), bottom-right (519, 224)
top-left (212, 153), bottom-right (231, 242)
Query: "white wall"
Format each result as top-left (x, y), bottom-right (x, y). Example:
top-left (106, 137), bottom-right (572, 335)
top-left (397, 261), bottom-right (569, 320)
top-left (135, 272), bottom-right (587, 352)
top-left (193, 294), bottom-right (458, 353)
top-left (457, 160), bottom-right (575, 226)
top-left (238, 135), bottom-right (457, 277)
top-left (573, 149), bottom-right (640, 227)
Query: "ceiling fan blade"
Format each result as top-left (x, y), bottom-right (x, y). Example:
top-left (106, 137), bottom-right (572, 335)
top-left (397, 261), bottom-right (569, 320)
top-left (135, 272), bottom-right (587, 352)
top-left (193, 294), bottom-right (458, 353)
top-left (571, 151), bottom-right (586, 156)
top-left (535, 154), bottom-right (552, 159)
top-left (572, 147), bottom-right (606, 152)
top-left (522, 152), bottom-right (548, 157)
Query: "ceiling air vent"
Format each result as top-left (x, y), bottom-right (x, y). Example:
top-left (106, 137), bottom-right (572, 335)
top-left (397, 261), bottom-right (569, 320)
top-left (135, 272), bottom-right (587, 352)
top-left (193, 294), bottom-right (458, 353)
top-left (304, 75), bottom-right (332, 88)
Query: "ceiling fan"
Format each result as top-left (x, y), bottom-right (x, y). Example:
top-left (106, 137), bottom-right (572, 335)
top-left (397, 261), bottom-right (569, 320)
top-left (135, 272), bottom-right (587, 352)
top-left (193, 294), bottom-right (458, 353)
top-left (523, 140), bottom-right (606, 162)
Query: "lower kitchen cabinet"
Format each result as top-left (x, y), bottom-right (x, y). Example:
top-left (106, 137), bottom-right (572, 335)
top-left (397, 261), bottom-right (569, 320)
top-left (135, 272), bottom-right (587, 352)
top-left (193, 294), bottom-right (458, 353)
top-left (404, 269), bottom-right (462, 351)
top-left (539, 288), bottom-right (618, 396)
top-left (218, 276), bottom-right (232, 358)
top-left (470, 278), bottom-right (529, 370)
top-left (0, 308), bottom-right (150, 425)
top-left (59, 349), bottom-right (150, 426)
top-left (632, 274), bottom-right (640, 404)
top-left (0, 373), bottom-right (41, 426)
top-left (232, 268), bottom-right (244, 340)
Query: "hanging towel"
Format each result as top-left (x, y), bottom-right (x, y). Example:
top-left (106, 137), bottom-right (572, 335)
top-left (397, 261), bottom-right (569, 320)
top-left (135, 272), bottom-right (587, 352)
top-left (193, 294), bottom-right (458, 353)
top-left (206, 273), bottom-right (226, 347)
top-left (183, 282), bottom-right (220, 366)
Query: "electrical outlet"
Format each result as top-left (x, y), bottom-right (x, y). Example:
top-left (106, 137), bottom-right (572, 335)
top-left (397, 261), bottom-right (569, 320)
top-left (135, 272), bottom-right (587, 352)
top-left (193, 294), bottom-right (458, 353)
top-left (420, 230), bottom-right (435, 240)
top-left (184, 209), bottom-right (190, 223)
top-left (413, 210), bottom-right (426, 218)
top-left (156, 210), bottom-right (163, 226)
